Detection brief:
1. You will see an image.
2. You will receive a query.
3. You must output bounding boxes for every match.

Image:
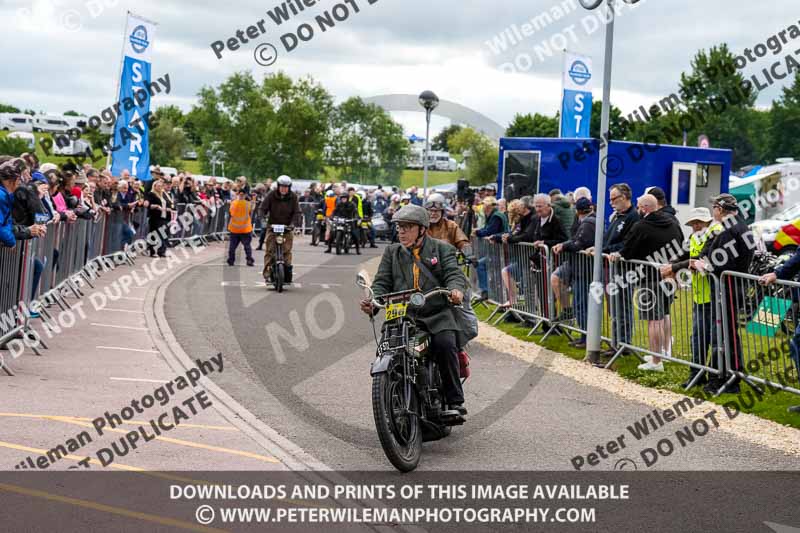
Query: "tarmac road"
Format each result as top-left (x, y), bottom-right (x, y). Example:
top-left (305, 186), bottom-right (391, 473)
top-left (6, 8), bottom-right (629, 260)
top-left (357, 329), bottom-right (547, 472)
top-left (163, 236), bottom-right (799, 472)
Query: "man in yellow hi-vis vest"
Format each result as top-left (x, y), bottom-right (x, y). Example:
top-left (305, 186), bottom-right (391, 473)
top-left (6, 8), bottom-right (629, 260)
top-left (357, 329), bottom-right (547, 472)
top-left (227, 189), bottom-right (255, 267)
top-left (660, 207), bottom-right (721, 388)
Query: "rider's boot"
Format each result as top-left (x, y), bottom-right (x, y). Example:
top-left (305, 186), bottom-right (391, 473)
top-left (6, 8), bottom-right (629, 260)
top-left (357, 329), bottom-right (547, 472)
top-left (324, 242), bottom-right (332, 253)
top-left (285, 265), bottom-right (293, 283)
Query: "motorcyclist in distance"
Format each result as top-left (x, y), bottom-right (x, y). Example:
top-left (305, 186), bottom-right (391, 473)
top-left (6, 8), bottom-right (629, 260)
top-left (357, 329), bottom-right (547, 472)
top-left (326, 191), bottom-right (360, 255)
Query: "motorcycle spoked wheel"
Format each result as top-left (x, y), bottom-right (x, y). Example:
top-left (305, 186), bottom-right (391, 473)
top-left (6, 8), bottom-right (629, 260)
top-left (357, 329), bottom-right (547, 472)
top-left (273, 263), bottom-right (285, 293)
top-left (344, 231), bottom-right (351, 254)
top-left (335, 231), bottom-right (344, 255)
top-left (372, 368), bottom-right (422, 472)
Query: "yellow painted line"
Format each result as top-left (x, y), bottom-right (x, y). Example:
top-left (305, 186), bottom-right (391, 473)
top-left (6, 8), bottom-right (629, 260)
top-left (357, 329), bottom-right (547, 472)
top-left (50, 417), bottom-right (279, 464)
top-left (0, 441), bottom-right (214, 485)
top-left (0, 483), bottom-right (227, 533)
top-left (0, 413), bottom-right (238, 431)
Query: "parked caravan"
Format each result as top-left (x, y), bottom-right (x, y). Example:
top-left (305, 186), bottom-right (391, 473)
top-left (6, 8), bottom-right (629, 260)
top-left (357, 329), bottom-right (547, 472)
top-left (33, 115), bottom-right (71, 134)
top-left (7, 131), bottom-right (35, 150)
top-left (53, 138), bottom-right (92, 156)
top-left (0, 113), bottom-right (34, 132)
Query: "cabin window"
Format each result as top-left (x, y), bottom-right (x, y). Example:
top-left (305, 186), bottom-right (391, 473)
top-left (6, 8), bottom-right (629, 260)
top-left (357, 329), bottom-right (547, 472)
top-left (502, 150), bottom-right (540, 200)
top-left (676, 168), bottom-right (691, 204)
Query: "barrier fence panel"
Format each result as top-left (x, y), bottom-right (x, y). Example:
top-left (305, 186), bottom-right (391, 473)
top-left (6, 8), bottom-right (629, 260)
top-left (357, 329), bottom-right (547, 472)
top-left (545, 250), bottom-right (613, 346)
top-left (719, 271), bottom-right (800, 396)
top-left (299, 202), bottom-right (317, 234)
top-left (608, 258), bottom-right (724, 381)
top-left (470, 238), bottom-right (507, 322)
top-left (500, 242), bottom-right (553, 333)
top-left (0, 244), bottom-right (24, 375)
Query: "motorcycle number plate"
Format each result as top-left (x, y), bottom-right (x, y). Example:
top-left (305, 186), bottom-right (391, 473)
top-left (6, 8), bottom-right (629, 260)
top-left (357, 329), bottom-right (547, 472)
top-left (385, 302), bottom-right (407, 321)
top-left (272, 224), bottom-right (285, 233)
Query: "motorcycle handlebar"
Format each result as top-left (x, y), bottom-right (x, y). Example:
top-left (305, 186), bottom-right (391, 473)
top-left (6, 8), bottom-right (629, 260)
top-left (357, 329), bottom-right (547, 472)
top-left (369, 288), bottom-right (453, 309)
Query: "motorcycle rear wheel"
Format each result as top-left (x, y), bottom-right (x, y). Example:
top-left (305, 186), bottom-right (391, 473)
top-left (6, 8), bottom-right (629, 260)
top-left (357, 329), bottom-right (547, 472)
top-left (372, 371), bottom-right (422, 472)
top-left (311, 225), bottom-right (320, 246)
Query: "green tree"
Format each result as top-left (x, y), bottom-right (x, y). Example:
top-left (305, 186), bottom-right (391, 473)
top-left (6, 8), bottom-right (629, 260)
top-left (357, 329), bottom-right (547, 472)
top-left (188, 71), bottom-right (333, 179)
top-left (327, 97), bottom-right (407, 185)
top-left (154, 105), bottom-right (185, 127)
top-left (768, 71), bottom-right (800, 162)
top-left (448, 127), bottom-right (497, 184)
top-left (0, 137), bottom-right (30, 156)
top-left (64, 110), bottom-right (81, 116)
top-left (432, 124), bottom-right (462, 151)
top-left (149, 118), bottom-right (187, 167)
top-left (670, 44), bottom-right (758, 168)
top-left (506, 112), bottom-right (558, 137)
top-left (589, 103), bottom-right (630, 140)
top-left (22, 109), bottom-right (36, 116)
top-left (0, 103), bottom-right (20, 113)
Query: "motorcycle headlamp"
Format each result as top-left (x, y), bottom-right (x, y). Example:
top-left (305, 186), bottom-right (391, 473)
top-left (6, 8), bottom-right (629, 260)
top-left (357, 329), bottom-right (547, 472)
top-left (410, 292), bottom-right (425, 307)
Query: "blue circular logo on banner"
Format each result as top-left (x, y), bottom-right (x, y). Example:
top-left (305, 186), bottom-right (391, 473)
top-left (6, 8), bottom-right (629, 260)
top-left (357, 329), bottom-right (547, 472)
top-left (568, 60), bottom-right (591, 85)
top-left (129, 25), bottom-right (150, 54)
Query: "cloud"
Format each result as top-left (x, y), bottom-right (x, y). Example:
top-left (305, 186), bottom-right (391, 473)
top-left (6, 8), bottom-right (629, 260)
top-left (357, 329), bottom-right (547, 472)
top-left (0, 0), bottom-right (796, 137)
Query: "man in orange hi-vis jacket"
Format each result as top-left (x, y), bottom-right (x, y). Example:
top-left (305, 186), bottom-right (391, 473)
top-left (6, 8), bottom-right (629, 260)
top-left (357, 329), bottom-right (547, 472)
top-left (227, 189), bottom-right (255, 267)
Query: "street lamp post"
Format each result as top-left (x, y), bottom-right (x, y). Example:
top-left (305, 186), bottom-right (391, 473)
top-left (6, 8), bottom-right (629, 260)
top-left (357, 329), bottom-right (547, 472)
top-left (418, 90), bottom-right (439, 198)
top-left (581, 0), bottom-right (637, 363)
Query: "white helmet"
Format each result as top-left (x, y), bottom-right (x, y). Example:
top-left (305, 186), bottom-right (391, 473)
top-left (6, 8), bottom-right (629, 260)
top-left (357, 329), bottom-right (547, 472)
top-left (401, 193), bottom-right (411, 201)
top-left (325, 190), bottom-right (335, 197)
top-left (424, 192), bottom-right (446, 210)
top-left (276, 175), bottom-right (292, 187)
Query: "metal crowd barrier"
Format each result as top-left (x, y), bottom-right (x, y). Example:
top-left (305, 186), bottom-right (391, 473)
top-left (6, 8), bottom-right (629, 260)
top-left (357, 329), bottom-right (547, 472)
top-left (719, 271), bottom-right (800, 396)
top-left (545, 250), bottom-right (614, 346)
top-left (299, 202), bottom-right (318, 234)
top-left (470, 239), bottom-right (771, 395)
top-left (493, 242), bottom-right (554, 335)
top-left (608, 258), bottom-right (725, 382)
top-left (0, 196), bottom-right (240, 376)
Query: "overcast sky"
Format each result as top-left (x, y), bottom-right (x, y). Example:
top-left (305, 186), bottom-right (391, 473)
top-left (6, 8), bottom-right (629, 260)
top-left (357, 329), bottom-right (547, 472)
top-left (2, 0), bottom-right (797, 137)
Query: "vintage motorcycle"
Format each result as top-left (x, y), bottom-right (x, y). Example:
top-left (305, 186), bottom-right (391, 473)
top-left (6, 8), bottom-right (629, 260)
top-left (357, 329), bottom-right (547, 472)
top-left (267, 224), bottom-right (292, 293)
top-left (310, 209), bottom-right (325, 246)
top-left (357, 271), bottom-right (466, 472)
top-left (333, 217), bottom-right (358, 255)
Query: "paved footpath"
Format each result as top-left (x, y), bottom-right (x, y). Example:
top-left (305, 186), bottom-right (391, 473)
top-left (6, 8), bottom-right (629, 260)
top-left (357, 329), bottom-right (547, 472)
top-left (0, 243), bottom-right (296, 473)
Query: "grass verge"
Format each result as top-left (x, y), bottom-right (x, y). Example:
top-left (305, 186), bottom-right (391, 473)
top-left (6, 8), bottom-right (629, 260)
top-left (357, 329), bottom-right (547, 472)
top-left (474, 305), bottom-right (800, 430)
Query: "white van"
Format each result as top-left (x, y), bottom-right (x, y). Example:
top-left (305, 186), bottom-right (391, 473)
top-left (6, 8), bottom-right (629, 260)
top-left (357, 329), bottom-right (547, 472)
top-left (63, 115), bottom-right (89, 130)
top-left (53, 139), bottom-right (91, 156)
top-left (0, 113), bottom-right (34, 132)
top-left (8, 131), bottom-right (36, 150)
top-left (34, 115), bottom-right (71, 134)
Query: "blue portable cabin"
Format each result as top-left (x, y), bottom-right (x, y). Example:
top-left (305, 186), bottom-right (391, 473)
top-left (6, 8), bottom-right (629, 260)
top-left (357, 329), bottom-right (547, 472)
top-left (496, 137), bottom-right (732, 227)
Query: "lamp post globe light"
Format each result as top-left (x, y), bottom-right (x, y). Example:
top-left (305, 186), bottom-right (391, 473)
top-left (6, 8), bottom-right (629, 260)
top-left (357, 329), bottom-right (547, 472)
top-left (418, 90), bottom-right (439, 197)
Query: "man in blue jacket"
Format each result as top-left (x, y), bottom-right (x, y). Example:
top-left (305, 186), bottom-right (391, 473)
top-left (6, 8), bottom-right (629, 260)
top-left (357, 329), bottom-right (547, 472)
top-left (760, 246), bottom-right (800, 413)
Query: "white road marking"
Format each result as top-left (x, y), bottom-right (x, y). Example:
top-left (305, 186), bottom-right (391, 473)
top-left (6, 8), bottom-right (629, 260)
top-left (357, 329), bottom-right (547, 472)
top-left (101, 309), bottom-right (145, 314)
top-left (96, 346), bottom-right (159, 353)
top-left (109, 377), bottom-right (169, 384)
top-left (90, 323), bottom-right (149, 331)
top-left (116, 296), bottom-right (145, 301)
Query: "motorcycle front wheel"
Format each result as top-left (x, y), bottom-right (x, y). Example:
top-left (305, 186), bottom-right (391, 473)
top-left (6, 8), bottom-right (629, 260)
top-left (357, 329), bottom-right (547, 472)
top-left (372, 371), bottom-right (422, 472)
top-left (311, 224), bottom-right (320, 246)
top-left (273, 263), bottom-right (284, 293)
top-left (335, 231), bottom-right (344, 255)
